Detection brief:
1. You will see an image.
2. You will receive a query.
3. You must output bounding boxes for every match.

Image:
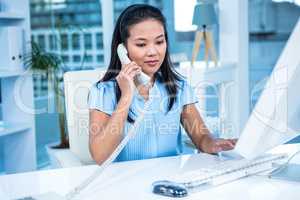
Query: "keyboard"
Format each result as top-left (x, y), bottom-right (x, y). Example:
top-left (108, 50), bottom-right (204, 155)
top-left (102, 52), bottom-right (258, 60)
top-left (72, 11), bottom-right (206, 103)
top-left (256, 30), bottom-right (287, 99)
top-left (173, 154), bottom-right (288, 189)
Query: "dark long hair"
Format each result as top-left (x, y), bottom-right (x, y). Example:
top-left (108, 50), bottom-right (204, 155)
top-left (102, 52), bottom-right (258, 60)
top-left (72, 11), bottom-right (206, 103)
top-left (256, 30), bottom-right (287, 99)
top-left (99, 4), bottom-right (181, 123)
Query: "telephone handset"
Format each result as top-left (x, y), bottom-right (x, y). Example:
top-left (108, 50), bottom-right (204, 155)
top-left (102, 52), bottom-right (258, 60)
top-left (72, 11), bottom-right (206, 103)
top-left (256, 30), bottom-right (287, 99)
top-left (117, 43), bottom-right (151, 86)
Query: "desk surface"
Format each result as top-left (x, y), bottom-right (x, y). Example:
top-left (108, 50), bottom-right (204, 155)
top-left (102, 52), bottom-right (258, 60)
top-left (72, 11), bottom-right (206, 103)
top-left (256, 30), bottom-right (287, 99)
top-left (1, 144), bottom-right (300, 200)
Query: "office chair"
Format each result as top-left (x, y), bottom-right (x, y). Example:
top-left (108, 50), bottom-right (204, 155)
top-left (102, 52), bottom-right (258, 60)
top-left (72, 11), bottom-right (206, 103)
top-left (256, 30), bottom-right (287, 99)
top-left (50, 68), bottom-right (105, 167)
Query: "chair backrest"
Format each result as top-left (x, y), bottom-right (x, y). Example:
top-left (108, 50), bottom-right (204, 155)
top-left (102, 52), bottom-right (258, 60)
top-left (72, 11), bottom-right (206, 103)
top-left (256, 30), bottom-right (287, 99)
top-left (64, 68), bottom-right (106, 164)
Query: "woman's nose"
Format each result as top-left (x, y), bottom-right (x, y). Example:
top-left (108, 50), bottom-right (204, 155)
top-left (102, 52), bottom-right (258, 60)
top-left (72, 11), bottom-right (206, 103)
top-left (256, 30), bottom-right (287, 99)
top-left (146, 45), bottom-right (158, 56)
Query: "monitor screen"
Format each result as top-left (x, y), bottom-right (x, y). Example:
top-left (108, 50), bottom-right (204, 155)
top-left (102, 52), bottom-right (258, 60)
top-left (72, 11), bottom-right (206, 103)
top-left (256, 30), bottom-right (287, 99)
top-left (235, 18), bottom-right (300, 159)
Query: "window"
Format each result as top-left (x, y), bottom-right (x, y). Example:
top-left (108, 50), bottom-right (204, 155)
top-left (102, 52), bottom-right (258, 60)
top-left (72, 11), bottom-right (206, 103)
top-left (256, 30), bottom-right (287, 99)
top-left (29, 0), bottom-right (104, 172)
top-left (31, 35), bottom-right (35, 43)
top-left (272, 0), bottom-right (300, 6)
top-left (174, 0), bottom-right (197, 31)
top-left (97, 54), bottom-right (104, 63)
top-left (37, 35), bottom-right (46, 50)
top-left (60, 34), bottom-right (68, 50)
top-left (62, 55), bottom-right (69, 63)
top-left (73, 55), bottom-right (81, 63)
top-left (49, 34), bottom-right (58, 50)
top-left (84, 55), bottom-right (93, 62)
top-left (96, 33), bottom-right (103, 49)
top-left (72, 33), bottom-right (80, 50)
top-left (84, 33), bottom-right (92, 50)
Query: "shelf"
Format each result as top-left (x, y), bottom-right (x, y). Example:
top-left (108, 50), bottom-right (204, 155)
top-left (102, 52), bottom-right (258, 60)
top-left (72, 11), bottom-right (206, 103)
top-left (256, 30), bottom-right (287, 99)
top-left (177, 62), bottom-right (237, 85)
top-left (0, 12), bottom-right (25, 20)
top-left (0, 122), bottom-right (31, 137)
top-left (0, 0), bottom-right (36, 174)
top-left (0, 70), bottom-right (26, 78)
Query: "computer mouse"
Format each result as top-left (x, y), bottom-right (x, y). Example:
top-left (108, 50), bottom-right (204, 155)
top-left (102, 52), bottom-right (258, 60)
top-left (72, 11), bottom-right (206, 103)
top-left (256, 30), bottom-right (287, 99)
top-left (152, 180), bottom-right (188, 198)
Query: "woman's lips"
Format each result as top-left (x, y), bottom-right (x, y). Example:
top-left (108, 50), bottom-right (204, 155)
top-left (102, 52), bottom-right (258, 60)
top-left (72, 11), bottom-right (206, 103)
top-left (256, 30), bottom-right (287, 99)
top-left (145, 60), bottom-right (159, 67)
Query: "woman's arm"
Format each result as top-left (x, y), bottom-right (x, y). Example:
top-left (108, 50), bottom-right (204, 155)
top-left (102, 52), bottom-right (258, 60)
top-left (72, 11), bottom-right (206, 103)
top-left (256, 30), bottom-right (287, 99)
top-left (89, 62), bottom-right (142, 164)
top-left (180, 104), bottom-right (236, 153)
top-left (89, 97), bottom-right (131, 164)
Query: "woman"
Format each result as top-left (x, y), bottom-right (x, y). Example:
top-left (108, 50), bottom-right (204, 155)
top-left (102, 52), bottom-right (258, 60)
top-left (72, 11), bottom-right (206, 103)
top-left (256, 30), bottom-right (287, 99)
top-left (88, 4), bottom-right (236, 164)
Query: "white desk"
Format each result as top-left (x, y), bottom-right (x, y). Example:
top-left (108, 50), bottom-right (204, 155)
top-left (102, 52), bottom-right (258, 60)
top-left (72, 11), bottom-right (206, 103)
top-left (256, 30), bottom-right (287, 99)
top-left (1, 144), bottom-right (300, 200)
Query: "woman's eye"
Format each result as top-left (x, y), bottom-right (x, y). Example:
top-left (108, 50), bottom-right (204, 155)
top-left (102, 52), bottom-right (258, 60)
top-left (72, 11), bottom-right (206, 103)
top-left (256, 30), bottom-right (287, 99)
top-left (136, 43), bottom-right (146, 47)
top-left (156, 40), bottom-right (164, 45)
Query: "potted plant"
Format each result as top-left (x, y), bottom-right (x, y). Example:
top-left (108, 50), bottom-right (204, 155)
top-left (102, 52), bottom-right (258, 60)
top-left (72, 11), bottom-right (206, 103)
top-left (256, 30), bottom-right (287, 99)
top-left (24, 41), bottom-right (69, 149)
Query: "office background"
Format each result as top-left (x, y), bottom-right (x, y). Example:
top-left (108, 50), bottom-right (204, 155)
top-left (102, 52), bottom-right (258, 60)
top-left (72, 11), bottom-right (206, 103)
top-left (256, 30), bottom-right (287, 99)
top-left (0, 0), bottom-right (299, 173)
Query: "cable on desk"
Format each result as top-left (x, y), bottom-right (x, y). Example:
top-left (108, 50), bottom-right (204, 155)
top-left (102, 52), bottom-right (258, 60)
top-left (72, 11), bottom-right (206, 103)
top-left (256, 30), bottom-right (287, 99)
top-left (65, 98), bottom-right (152, 200)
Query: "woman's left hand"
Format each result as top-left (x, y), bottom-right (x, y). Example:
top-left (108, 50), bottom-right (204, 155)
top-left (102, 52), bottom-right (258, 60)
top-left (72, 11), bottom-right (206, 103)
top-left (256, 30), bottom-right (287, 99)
top-left (206, 138), bottom-right (237, 154)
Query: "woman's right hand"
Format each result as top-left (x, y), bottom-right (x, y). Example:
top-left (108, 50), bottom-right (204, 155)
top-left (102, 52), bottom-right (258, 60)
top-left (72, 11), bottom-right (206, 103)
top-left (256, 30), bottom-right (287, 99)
top-left (116, 62), bottom-right (141, 102)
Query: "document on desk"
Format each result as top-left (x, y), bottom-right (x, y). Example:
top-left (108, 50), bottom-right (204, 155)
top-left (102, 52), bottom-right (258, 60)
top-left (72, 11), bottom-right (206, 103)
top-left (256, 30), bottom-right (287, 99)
top-left (235, 18), bottom-right (300, 159)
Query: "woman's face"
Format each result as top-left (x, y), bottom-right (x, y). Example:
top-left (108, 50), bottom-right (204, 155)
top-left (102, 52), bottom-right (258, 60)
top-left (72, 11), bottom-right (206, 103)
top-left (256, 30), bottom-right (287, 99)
top-left (126, 19), bottom-right (167, 78)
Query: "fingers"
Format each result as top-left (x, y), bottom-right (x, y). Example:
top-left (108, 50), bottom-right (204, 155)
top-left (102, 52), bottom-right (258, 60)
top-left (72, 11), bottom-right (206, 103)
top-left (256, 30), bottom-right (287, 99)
top-left (211, 145), bottom-right (222, 153)
top-left (123, 62), bottom-right (139, 73)
top-left (121, 62), bottom-right (142, 79)
top-left (231, 138), bottom-right (238, 144)
top-left (127, 66), bottom-right (141, 78)
top-left (213, 139), bottom-right (236, 152)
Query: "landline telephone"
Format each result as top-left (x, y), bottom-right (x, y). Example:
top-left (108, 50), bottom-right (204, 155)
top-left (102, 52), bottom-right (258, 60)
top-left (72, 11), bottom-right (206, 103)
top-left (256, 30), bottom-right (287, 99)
top-left (17, 45), bottom-right (152, 200)
top-left (117, 43), bottom-right (151, 86)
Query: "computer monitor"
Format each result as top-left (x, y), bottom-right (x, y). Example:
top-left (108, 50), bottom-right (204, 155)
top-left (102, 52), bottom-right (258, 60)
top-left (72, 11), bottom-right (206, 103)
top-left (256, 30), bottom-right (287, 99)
top-left (235, 18), bottom-right (300, 159)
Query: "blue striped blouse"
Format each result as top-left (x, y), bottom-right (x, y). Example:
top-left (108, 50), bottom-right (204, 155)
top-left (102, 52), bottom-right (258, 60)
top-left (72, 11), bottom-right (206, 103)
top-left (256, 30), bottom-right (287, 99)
top-left (88, 75), bottom-right (198, 162)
